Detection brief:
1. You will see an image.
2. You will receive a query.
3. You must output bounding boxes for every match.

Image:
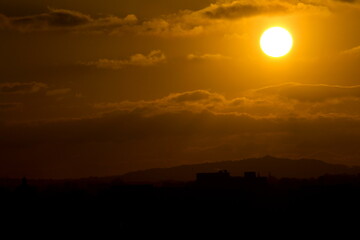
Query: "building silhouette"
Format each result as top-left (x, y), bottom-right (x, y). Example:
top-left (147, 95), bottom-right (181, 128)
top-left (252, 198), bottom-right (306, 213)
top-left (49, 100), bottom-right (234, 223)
top-left (196, 170), bottom-right (267, 188)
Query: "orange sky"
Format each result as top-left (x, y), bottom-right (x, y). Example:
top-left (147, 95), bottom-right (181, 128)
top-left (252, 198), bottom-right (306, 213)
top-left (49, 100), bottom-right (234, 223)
top-left (1, 0), bottom-right (360, 178)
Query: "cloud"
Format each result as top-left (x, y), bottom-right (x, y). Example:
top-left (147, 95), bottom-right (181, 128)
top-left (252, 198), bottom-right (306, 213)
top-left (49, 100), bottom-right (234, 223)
top-left (4, 84), bottom-right (360, 178)
top-left (84, 50), bottom-right (166, 69)
top-left (0, 103), bottom-right (22, 111)
top-left (92, 83), bottom-right (360, 120)
top-left (4, 87), bottom-right (360, 178)
top-left (200, 0), bottom-right (330, 19)
top-left (46, 88), bottom-right (72, 96)
top-left (0, 8), bottom-right (138, 32)
top-left (134, 0), bottom-right (329, 37)
top-left (202, 1), bottom-right (291, 19)
top-left (11, 8), bottom-right (92, 28)
top-left (94, 90), bottom-right (226, 115)
top-left (0, 82), bottom-right (47, 94)
top-left (0, 14), bottom-right (10, 29)
top-left (341, 45), bottom-right (360, 56)
top-left (252, 82), bottom-right (360, 102)
top-left (187, 53), bottom-right (231, 61)
top-left (167, 90), bottom-right (224, 103)
top-left (0, 1), bottom-right (332, 36)
top-left (133, 15), bottom-right (205, 37)
top-left (335, 0), bottom-right (359, 3)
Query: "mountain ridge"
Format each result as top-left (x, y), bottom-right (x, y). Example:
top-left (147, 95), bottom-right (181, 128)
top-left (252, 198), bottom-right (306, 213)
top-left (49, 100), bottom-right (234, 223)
top-left (119, 156), bottom-right (360, 182)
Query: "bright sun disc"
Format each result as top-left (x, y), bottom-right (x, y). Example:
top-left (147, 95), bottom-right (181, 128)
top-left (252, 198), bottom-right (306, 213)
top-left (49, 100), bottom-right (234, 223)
top-left (260, 27), bottom-right (293, 57)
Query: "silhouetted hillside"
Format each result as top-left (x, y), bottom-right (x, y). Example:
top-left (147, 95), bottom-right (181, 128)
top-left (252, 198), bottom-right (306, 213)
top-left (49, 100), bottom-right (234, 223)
top-left (120, 156), bottom-right (360, 182)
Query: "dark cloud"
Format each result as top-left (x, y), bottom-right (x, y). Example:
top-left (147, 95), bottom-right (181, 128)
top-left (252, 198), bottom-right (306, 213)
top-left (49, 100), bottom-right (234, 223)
top-left (335, 0), bottom-right (358, 3)
top-left (0, 1), bottom-right (331, 36)
top-left (0, 14), bottom-right (10, 28)
top-left (135, 0), bottom-right (329, 36)
top-left (253, 82), bottom-right (360, 102)
top-left (45, 88), bottom-right (71, 96)
top-left (0, 103), bottom-right (22, 111)
top-left (203, 1), bottom-right (290, 19)
top-left (0, 7), bottom-right (199, 36)
top-left (0, 8), bottom-right (137, 32)
top-left (187, 53), bottom-right (230, 61)
top-left (2, 100), bottom-right (360, 178)
top-left (93, 86), bottom-right (360, 118)
top-left (3, 86), bottom-right (360, 178)
top-left (84, 50), bottom-right (166, 69)
top-left (11, 8), bottom-right (92, 28)
top-left (167, 90), bottom-right (224, 103)
top-left (0, 82), bottom-right (47, 94)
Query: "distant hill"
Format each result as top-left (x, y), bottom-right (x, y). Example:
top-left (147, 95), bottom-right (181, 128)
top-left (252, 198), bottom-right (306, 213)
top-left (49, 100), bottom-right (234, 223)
top-left (119, 156), bottom-right (360, 183)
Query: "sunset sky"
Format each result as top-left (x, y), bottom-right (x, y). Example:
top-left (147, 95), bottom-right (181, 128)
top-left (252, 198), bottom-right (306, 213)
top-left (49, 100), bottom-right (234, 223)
top-left (2, 0), bottom-right (360, 178)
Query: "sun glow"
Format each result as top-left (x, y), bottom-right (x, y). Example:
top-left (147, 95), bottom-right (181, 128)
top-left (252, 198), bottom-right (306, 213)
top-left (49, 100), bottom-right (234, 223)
top-left (260, 27), bottom-right (293, 58)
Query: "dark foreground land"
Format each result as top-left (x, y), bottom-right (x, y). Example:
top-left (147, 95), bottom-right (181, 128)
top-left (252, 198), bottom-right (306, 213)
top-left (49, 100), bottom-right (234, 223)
top-left (1, 174), bottom-right (360, 234)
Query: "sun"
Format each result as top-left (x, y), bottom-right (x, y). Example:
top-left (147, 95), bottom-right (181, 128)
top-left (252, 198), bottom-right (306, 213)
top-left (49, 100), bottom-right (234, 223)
top-left (260, 27), bottom-right (293, 58)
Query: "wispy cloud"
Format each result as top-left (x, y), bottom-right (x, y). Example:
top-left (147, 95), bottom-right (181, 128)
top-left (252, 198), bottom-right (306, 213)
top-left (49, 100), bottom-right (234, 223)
top-left (0, 8), bottom-right (137, 33)
top-left (4, 84), bottom-right (360, 178)
top-left (187, 53), bottom-right (231, 61)
top-left (0, 1), bottom-right (334, 36)
top-left (0, 82), bottom-right (47, 94)
top-left (341, 45), bottom-right (360, 56)
top-left (0, 102), bottom-right (22, 111)
top-left (46, 88), bottom-right (72, 96)
top-left (84, 50), bottom-right (166, 69)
